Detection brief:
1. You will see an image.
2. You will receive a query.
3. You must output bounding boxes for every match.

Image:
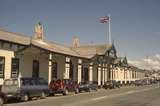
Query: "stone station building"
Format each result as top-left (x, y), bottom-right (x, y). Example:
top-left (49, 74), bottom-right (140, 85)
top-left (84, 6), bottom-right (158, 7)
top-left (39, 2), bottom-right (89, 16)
top-left (0, 23), bottom-right (145, 86)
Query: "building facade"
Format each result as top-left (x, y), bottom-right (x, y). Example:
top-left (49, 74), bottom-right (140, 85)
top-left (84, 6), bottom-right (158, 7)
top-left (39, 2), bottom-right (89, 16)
top-left (0, 23), bottom-right (145, 85)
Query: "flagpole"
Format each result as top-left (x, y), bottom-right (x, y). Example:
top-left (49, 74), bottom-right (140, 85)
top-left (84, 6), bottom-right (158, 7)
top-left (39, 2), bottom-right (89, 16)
top-left (108, 14), bottom-right (111, 45)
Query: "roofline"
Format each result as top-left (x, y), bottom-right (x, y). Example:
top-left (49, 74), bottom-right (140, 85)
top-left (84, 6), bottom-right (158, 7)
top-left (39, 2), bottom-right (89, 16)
top-left (30, 44), bottom-right (90, 60)
top-left (0, 29), bottom-right (31, 38)
top-left (0, 39), bottom-right (28, 46)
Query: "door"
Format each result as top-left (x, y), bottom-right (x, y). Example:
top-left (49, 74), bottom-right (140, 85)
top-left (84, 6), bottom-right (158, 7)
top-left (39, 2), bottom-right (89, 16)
top-left (32, 60), bottom-right (39, 78)
top-left (84, 68), bottom-right (89, 81)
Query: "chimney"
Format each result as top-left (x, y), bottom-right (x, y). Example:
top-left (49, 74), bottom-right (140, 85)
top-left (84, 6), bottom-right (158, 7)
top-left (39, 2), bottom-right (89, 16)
top-left (34, 22), bottom-right (44, 41)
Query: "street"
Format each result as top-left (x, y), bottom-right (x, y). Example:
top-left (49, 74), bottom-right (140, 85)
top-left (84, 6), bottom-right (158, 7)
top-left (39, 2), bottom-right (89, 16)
top-left (6, 84), bottom-right (160, 106)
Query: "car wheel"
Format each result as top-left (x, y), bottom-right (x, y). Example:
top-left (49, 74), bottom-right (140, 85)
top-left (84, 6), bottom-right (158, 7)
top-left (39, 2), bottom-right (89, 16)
top-left (51, 93), bottom-right (55, 96)
top-left (63, 89), bottom-right (69, 95)
top-left (75, 88), bottom-right (79, 94)
top-left (21, 93), bottom-right (29, 102)
top-left (79, 90), bottom-right (82, 93)
top-left (0, 97), bottom-right (4, 106)
top-left (41, 91), bottom-right (46, 99)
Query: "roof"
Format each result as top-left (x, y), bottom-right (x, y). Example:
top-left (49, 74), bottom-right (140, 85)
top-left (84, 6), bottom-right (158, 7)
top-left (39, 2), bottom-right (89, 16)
top-left (113, 58), bottom-right (121, 64)
top-left (0, 30), bottom-right (30, 45)
top-left (72, 44), bottom-right (112, 58)
top-left (0, 30), bottom-right (111, 58)
top-left (31, 40), bottom-right (81, 57)
top-left (113, 57), bottom-right (128, 66)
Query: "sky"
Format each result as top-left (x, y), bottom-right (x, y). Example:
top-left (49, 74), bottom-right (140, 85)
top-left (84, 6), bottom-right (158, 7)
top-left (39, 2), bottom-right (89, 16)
top-left (0, 0), bottom-right (160, 62)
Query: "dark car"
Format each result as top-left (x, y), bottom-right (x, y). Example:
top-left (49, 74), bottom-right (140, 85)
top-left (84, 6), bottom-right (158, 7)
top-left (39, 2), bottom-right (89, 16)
top-left (143, 79), bottom-right (151, 85)
top-left (78, 81), bottom-right (98, 92)
top-left (134, 80), bottom-right (143, 86)
top-left (0, 92), bottom-right (6, 106)
top-left (49, 79), bottom-right (79, 95)
top-left (1, 77), bottom-right (50, 102)
top-left (103, 80), bottom-right (120, 89)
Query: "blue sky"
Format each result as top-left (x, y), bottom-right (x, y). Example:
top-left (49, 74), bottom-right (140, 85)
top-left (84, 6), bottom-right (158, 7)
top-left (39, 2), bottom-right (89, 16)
top-left (0, 0), bottom-right (160, 60)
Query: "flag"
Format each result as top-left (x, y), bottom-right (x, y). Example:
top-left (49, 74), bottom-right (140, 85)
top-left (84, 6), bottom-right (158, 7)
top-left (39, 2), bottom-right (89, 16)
top-left (100, 16), bottom-right (109, 23)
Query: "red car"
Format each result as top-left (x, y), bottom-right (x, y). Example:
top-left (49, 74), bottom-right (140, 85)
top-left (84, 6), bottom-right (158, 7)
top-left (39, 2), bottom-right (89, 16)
top-left (49, 79), bottom-right (79, 96)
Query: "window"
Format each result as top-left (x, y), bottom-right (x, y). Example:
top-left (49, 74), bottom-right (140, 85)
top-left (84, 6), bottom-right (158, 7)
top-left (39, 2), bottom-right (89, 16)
top-left (66, 57), bottom-right (70, 62)
top-left (37, 78), bottom-right (48, 85)
top-left (22, 79), bottom-right (32, 86)
top-left (65, 63), bottom-right (70, 78)
top-left (11, 58), bottom-right (19, 78)
top-left (4, 79), bottom-right (18, 86)
top-left (0, 42), bottom-right (4, 48)
top-left (32, 60), bottom-right (39, 78)
top-left (0, 57), bottom-right (5, 78)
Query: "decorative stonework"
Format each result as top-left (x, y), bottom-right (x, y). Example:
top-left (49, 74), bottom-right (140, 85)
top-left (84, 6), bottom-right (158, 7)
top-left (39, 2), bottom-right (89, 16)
top-left (34, 22), bottom-right (44, 40)
top-left (72, 36), bottom-right (80, 48)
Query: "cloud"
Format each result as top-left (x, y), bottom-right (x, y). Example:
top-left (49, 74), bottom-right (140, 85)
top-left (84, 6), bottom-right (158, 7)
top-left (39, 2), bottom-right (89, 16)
top-left (128, 54), bottom-right (160, 70)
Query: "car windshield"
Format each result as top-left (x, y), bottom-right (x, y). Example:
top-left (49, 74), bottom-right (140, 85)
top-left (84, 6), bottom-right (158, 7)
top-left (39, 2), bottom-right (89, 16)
top-left (79, 82), bottom-right (87, 85)
top-left (4, 79), bottom-right (18, 86)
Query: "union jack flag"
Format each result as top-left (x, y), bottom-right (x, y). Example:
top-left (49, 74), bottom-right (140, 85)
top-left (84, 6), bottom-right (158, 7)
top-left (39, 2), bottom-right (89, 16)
top-left (100, 16), bottom-right (109, 23)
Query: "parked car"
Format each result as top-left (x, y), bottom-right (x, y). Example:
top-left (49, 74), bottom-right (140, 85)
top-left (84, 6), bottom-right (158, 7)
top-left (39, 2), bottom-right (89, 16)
top-left (134, 80), bottom-right (143, 86)
top-left (142, 79), bottom-right (151, 85)
top-left (78, 81), bottom-right (98, 92)
top-left (0, 92), bottom-right (6, 106)
top-left (103, 80), bottom-right (120, 89)
top-left (49, 79), bottom-right (79, 96)
top-left (1, 77), bottom-right (50, 102)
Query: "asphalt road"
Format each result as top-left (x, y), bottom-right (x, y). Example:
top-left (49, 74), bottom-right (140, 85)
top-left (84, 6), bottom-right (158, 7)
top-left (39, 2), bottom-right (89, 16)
top-left (6, 84), bottom-right (160, 106)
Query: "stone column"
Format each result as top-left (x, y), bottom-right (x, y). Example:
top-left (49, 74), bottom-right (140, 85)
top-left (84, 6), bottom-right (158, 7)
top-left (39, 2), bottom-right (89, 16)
top-left (125, 70), bottom-right (127, 84)
top-left (123, 68), bottom-right (125, 84)
top-left (113, 69), bottom-right (115, 80)
top-left (64, 57), bottom-right (70, 79)
top-left (110, 65), bottom-right (113, 80)
top-left (129, 70), bottom-right (132, 82)
top-left (105, 64), bottom-right (108, 82)
top-left (127, 69), bottom-right (129, 82)
top-left (120, 68), bottom-right (123, 84)
top-left (118, 67), bottom-right (121, 81)
top-left (102, 64), bottom-right (105, 85)
top-left (98, 64), bottom-right (101, 86)
top-left (105, 69), bottom-right (107, 82)
top-left (77, 59), bottom-right (82, 83)
top-left (48, 53), bottom-right (52, 84)
top-left (115, 69), bottom-right (118, 81)
top-left (89, 63), bottom-right (93, 82)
